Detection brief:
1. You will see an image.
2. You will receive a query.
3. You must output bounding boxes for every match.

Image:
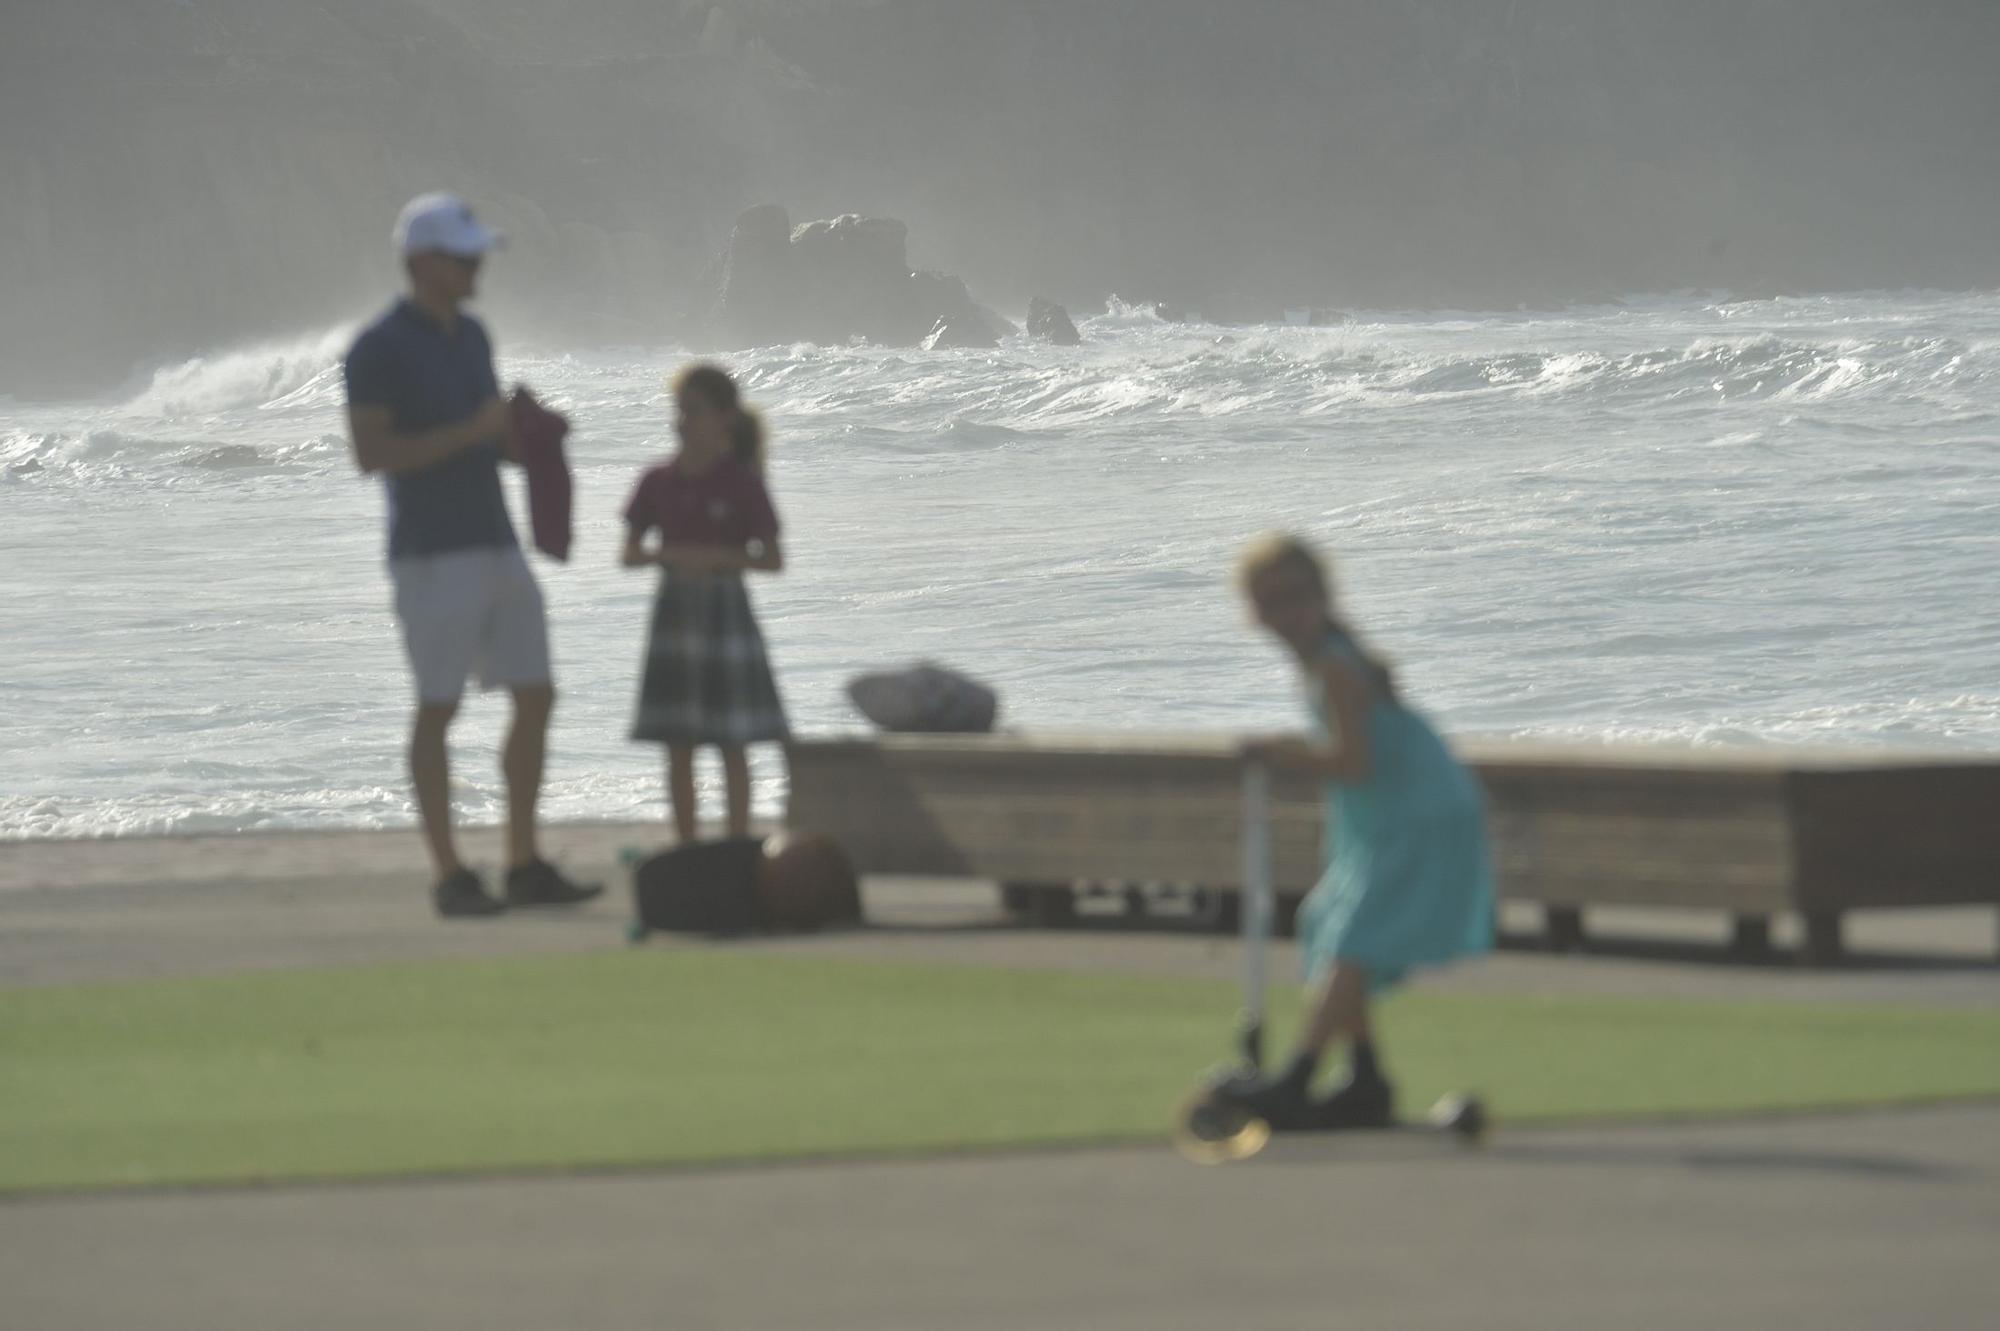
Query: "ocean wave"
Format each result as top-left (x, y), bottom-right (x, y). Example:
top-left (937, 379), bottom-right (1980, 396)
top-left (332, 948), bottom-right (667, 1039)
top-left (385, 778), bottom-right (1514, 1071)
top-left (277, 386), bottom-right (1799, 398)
top-left (10, 291), bottom-right (2000, 847)
top-left (17, 308), bottom-right (1984, 486)
top-left (2, 428), bottom-right (180, 481)
top-left (119, 327), bottom-right (354, 420)
top-left (0, 789), bottom-right (412, 841)
top-left (1499, 694), bottom-right (2000, 751)
top-left (1332, 335), bottom-right (1956, 407)
top-left (0, 427), bottom-right (348, 481)
top-left (1087, 296), bottom-right (1197, 329)
top-left (728, 319), bottom-right (1992, 428)
top-left (0, 769), bottom-right (724, 841)
top-left (491, 295), bottom-right (2000, 437)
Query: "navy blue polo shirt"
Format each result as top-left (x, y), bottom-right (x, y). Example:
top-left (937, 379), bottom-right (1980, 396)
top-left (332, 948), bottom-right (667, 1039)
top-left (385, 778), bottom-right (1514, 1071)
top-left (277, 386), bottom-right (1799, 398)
top-left (343, 300), bottom-right (517, 560)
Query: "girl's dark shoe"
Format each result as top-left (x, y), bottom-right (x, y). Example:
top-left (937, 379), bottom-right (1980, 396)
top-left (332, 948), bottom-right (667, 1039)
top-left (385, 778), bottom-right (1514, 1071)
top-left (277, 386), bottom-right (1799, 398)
top-left (504, 859), bottom-right (603, 908)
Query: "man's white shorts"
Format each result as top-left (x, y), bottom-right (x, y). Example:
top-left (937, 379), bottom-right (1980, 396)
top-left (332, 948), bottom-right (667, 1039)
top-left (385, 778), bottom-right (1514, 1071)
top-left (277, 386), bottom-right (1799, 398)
top-left (390, 545), bottom-right (552, 704)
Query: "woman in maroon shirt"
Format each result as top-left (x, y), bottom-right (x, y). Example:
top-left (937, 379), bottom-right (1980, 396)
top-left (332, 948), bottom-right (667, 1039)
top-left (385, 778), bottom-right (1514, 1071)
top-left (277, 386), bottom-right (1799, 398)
top-left (621, 364), bottom-right (789, 841)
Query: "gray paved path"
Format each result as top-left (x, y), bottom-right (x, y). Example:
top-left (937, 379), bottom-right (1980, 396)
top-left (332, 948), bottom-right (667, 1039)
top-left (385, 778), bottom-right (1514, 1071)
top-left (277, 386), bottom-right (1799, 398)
top-left (3, 1105), bottom-right (1994, 1330)
top-left (3, 824), bottom-right (1994, 1007)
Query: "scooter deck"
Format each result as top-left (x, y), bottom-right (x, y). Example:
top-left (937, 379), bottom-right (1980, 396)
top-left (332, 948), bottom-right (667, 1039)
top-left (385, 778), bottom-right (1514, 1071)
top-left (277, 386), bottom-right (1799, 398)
top-left (1174, 1092), bottom-right (1488, 1165)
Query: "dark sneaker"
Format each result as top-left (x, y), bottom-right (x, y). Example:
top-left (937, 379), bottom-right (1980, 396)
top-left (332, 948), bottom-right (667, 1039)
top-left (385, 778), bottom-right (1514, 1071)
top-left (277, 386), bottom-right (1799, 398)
top-left (1308, 1074), bottom-right (1396, 1131)
top-left (433, 867), bottom-right (507, 919)
top-left (1211, 1056), bottom-right (1321, 1131)
top-left (1234, 1078), bottom-right (1323, 1132)
top-left (504, 859), bottom-right (604, 908)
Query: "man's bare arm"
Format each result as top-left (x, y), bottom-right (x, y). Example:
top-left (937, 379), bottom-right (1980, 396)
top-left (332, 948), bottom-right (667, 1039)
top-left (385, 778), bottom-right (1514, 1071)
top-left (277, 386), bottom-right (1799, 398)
top-left (347, 397), bottom-right (507, 477)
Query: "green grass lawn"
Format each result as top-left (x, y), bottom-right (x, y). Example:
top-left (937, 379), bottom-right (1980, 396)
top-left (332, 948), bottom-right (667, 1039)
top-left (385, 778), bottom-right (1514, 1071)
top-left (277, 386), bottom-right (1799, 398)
top-left (4, 949), bottom-right (1998, 1194)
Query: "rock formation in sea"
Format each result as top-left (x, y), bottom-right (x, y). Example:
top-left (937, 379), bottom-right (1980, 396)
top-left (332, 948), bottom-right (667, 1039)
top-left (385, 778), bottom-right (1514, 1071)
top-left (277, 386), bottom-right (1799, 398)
top-left (1026, 297), bottom-right (1081, 346)
top-left (696, 206), bottom-right (1013, 349)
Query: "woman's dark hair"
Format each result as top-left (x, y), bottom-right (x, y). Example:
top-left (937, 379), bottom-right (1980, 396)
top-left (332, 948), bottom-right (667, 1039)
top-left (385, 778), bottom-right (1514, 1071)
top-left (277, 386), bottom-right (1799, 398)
top-left (673, 362), bottom-right (766, 470)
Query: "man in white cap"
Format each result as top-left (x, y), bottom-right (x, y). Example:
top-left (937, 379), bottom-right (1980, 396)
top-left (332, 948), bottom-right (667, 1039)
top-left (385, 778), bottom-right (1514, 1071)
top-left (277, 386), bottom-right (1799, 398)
top-left (343, 192), bottom-right (599, 917)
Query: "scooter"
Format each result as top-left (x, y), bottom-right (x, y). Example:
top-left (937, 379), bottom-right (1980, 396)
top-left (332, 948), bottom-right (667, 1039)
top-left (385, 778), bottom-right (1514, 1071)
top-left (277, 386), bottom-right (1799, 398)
top-left (1172, 761), bottom-right (1488, 1164)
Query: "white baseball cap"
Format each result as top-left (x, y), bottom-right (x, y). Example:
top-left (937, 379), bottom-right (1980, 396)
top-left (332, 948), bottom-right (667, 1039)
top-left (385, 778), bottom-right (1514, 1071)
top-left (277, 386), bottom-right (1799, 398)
top-left (393, 192), bottom-right (504, 258)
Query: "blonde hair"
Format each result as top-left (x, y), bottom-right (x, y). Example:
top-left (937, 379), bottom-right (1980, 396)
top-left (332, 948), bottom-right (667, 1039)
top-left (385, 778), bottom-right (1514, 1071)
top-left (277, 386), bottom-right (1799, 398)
top-left (1237, 533), bottom-right (1397, 700)
top-left (1237, 532), bottom-right (1332, 604)
top-left (673, 362), bottom-right (766, 471)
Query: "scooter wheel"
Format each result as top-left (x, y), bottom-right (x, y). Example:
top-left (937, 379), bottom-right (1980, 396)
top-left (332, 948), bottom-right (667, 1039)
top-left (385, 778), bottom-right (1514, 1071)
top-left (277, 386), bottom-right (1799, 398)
top-left (1173, 1089), bottom-right (1273, 1165)
top-left (1427, 1093), bottom-right (1489, 1144)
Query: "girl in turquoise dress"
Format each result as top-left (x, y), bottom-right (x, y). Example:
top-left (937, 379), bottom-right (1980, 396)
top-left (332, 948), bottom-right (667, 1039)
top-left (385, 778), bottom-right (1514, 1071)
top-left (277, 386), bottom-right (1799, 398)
top-left (1228, 534), bottom-right (1495, 1128)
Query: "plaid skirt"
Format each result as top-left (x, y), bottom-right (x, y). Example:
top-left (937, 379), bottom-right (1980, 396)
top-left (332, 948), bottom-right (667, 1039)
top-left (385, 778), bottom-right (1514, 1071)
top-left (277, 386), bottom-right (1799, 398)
top-left (631, 571), bottom-right (789, 746)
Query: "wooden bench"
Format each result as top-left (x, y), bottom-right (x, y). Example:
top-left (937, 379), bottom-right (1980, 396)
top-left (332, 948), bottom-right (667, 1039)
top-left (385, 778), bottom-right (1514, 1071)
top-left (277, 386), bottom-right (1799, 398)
top-left (786, 733), bottom-right (2000, 965)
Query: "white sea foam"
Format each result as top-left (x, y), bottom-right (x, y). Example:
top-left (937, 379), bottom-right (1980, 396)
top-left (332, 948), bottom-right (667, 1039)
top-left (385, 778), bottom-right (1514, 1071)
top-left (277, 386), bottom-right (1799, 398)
top-left (6, 291), bottom-right (2000, 838)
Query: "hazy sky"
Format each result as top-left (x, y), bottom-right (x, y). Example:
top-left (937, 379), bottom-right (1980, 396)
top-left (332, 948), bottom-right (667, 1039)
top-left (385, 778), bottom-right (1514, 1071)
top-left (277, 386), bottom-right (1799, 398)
top-left (4, 1), bottom-right (1997, 395)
